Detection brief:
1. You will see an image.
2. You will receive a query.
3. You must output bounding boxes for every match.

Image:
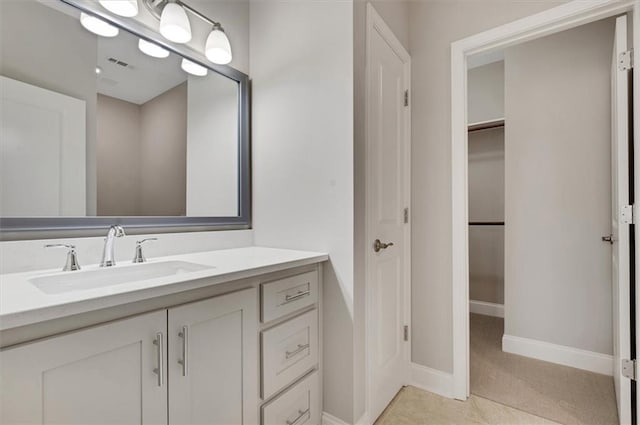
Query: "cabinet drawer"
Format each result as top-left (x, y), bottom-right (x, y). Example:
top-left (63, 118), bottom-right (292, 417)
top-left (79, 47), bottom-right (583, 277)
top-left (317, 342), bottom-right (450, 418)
top-left (261, 271), bottom-right (318, 323)
top-left (262, 309), bottom-right (318, 399)
top-left (262, 371), bottom-right (319, 425)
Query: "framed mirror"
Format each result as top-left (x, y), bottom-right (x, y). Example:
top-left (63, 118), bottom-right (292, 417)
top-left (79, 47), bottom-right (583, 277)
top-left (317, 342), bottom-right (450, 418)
top-left (0, 0), bottom-right (250, 239)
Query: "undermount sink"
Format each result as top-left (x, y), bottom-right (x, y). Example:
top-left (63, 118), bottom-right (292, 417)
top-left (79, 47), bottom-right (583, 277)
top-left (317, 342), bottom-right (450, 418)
top-left (30, 261), bottom-right (214, 295)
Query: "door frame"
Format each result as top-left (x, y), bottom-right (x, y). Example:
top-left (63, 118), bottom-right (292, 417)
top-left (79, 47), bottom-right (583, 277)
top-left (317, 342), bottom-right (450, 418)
top-left (451, 0), bottom-right (640, 403)
top-left (365, 3), bottom-right (412, 422)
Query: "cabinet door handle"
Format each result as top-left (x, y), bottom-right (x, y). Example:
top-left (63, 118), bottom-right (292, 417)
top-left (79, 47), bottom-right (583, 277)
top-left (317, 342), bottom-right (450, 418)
top-left (286, 408), bottom-right (310, 425)
top-left (286, 343), bottom-right (310, 359)
top-left (153, 332), bottom-right (164, 387)
top-left (284, 289), bottom-right (311, 304)
top-left (178, 326), bottom-right (188, 377)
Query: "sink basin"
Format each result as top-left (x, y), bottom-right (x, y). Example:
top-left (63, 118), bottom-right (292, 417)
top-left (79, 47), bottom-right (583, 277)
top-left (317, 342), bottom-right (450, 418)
top-left (30, 261), bottom-right (214, 295)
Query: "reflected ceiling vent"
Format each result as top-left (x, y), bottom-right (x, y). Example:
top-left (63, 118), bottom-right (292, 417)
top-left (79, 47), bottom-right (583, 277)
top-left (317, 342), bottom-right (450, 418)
top-left (107, 57), bottom-right (132, 69)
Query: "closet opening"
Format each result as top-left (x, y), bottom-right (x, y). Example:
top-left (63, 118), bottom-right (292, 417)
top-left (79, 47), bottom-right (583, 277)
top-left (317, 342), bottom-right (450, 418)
top-left (466, 14), bottom-right (633, 425)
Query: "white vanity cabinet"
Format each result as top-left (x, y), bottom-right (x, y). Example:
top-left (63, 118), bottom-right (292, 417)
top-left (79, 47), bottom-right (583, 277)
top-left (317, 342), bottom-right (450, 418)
top-left (0, 289), bottom-right (258, 425)
top-left (0, 310), bottom-right (168, 425)
top-left (168, 289), bottom-right (258, 425)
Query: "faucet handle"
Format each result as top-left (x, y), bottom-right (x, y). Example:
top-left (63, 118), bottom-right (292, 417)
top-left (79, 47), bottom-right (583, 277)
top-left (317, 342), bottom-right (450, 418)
top-left (133, 238), bottom-right (158, 263)
top-left (45, 244), bottom-right (81, 271)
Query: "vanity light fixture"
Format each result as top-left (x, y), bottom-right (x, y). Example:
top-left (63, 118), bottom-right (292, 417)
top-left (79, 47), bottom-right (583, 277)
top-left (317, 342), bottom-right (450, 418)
top-left (181, 58), bottom-right (207, 76)
top-left (98, 0), bottom-right (139, 17)
top-left (138, 38), bottom-right (170, 58)
top-left (205, 23), bottom-right (232, 65)
top-left (80, 12), bottom-right (119, 37)
top-left (143, 0), bottom-right (232, 65)
top-left (160, 1), bottom-right (192, 44)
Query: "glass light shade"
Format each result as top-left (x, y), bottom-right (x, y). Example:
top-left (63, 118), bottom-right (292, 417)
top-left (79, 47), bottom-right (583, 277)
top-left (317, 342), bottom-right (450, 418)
top-left (160, 3), bottom-right (192, 44)
top-left (205, 28), bottom-right (232, 65)
top-left (138, 39), bottom-right (170, 58)
top-left (80, 12), bottom-right (119, 37)
top-left (181, 59), bottom-right (207, 76)
top-left (98, 0), bottom-right (139, 17)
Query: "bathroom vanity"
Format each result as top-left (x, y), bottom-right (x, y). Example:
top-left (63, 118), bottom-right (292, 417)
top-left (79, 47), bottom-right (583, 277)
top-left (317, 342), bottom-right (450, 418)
top-left (0, 247), bottom-right (327, 425)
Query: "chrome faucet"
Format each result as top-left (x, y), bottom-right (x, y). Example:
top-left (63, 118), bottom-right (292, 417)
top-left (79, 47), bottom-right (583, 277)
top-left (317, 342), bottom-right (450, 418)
top-left (100, 225), bottom-right (126, 267)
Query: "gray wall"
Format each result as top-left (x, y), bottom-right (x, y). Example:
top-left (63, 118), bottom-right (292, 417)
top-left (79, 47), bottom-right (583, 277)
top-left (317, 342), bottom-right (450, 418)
top-left (0, 0), bottom-right (98, 215)
top-left (467, 62), bottom-right (505, 305)
top-left (139, 83), bottom-right (188, 216)
top-left (468, 128), bottom-right (504, 304)
top-left (408, 0), bottom-right (570, 373)
top-left (504, 18), bottom-right (614, 354)
top-left (96, 95), bottom-right (141, 216)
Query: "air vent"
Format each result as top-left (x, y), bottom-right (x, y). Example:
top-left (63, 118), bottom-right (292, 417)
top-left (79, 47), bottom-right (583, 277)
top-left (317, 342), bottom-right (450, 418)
top-left (107, 57), bottom-right (131, 68)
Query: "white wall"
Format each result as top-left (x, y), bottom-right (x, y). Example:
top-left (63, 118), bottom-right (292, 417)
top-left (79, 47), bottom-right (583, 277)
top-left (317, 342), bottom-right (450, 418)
top-left (468, 61), bottom-right (504, 124)
top-left (408, 0), bottom-right (569, 373)
top-left (250, 1), bottom-right (354, 422)
top-left (504, 18), bottom-right (614, 354)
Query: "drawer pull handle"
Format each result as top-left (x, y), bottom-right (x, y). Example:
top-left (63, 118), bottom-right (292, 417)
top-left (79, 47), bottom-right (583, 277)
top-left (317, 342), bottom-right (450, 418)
top-left (286, 408), bottom-right (310, 425)
top-left (178, 326), bottom-right (188, 377)
top-left (286, 343), bottom-right (310, 359)
top-left (153, 332), bottom-right (164, 387)
top-left (284, 289), bottom-right (311, 304)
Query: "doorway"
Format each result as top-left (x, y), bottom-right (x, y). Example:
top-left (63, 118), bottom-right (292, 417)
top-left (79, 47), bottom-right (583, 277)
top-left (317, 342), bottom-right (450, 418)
top-left (452, 3), bottom-right (637, 423)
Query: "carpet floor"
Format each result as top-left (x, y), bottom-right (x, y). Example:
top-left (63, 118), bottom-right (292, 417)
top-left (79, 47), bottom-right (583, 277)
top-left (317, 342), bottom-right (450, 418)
top-left (470, 313), bottom-right (618, 425)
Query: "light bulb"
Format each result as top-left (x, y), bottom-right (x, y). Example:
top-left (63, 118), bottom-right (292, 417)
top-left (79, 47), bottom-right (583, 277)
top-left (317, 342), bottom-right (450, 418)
top-left (181, 58), bottom-right (207, 76)
top-left (138, 39), bottom-right (170, 58)
top-left (205, 26), bottom-right (232, 65)
top-left (80, 12), bottom-right (119, 37)
top-left (98, 0), bottom-right (139, 17)
top-left (160, 3), bottom-right (192, 44)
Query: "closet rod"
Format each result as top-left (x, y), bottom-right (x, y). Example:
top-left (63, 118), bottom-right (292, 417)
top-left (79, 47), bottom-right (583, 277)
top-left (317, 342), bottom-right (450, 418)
top-left (468, 221), bottom-right (504, 226)
top-left (468, 118), bottom-right (505, 132)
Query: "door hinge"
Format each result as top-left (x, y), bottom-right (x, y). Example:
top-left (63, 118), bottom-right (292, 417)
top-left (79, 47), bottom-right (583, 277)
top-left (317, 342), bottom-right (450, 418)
top-left (621, 204), bottom-right (634, 225)
top-left (404, 207), bottom-right (409, 224)
top-left (622, 359), bottom-right (636, 380)
top-left (403, 325), bottom-right (409, 341)
top-left (404, 90), bottom-right (409, 107)
top-left (619, 49), bottom-right (634, 71)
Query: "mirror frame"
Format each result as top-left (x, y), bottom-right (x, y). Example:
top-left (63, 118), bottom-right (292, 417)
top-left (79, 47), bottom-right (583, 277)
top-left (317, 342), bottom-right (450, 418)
top-left (0, 0), bottom-right (251, 239)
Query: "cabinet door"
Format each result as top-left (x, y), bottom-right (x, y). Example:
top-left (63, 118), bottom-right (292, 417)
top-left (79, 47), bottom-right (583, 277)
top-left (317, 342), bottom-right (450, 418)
top-left (0, 310), bottom-right (167, 425)
top-left (168, 288), bottom-right (258, 425)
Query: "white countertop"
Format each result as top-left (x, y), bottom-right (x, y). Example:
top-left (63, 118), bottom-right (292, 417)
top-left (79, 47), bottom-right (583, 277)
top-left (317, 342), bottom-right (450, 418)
top-left (0, 246), bottom-right (328, 331)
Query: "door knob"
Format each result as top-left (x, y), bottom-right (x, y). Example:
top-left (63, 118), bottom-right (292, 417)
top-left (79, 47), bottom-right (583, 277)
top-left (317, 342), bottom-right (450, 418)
top-left (373, 239), bottom-right (394, 253)
top-left (602, 234), bottom-right (615, 244)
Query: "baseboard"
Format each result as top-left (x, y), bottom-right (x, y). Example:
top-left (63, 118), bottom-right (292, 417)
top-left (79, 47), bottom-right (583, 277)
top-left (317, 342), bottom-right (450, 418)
top-left (502, 334), bottom-right (613, 375)
top-left (469, 300), bottom-right (504, 318)
top-left (410, 362), bottom-right (454, 398)
top-left (322, 412), bottom-right (350, 425)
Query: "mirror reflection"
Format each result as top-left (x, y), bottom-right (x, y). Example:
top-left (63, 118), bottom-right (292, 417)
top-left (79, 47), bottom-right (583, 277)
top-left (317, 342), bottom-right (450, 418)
top-left (0, 0), bottom-right (240, 218)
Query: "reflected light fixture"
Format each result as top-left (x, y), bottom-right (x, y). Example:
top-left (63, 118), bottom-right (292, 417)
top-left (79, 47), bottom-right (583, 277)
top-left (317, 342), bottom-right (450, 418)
top-left (143, 0), bottom-right (233, 65)
top-left (160, 2), bottom-right (192, 44)
top-left (138, 38), bottom-right (170, 58)
top-left (80, 12), bottom-right (119, 37)
top-left (181, 58), bottom-right (207, 76)
top-left (98, 0), bottom-right (139, 17)
top-left (205, 23), bottom-right (232, 65)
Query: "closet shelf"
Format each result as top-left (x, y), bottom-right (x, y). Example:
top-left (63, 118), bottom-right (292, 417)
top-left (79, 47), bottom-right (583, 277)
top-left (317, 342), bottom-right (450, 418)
top-left (469, 221), bottom-right (504, 226)
top-left (468, 118), bottom-right (505, 132)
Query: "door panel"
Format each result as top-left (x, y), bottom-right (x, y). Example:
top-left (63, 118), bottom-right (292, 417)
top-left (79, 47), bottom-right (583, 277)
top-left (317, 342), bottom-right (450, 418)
top-left (367, 6), bottom-right (410, 421)
top-left (611, 14), bottom-right (632, 425)
top-left (0, 310), bottom-right (167, 425)
top-left (168, 288), bottom-right (258, 425)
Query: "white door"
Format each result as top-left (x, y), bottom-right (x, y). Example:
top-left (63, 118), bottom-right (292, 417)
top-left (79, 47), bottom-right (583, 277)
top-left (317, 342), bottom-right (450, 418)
top-left (366, 4), bottom-right (411, 422)
top-left (168, 288), bottom-right (258, 425)
top-left (0, 76), bottom-right (86, 216)
top-left (0, 311), bottom-right (167, 424)
top-left (611, 14), bottom-right (632, 425)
